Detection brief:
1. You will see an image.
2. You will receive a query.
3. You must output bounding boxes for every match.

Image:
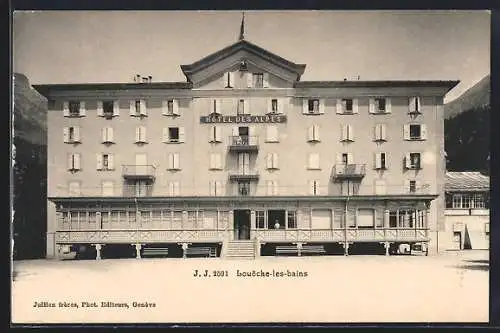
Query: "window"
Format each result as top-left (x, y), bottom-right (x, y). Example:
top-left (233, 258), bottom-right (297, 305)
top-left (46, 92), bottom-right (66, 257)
top-left (343, 99), bottom-right (353, 113)
top-left (211, 99), bottom-right (221, 114)
top-left (101, 127), bottom-right (114, 143)
top-left (266, 125), bottom-right (279, 142)
top-left (452, 194), bottom-right (463, 209)
top-left (271, 99), bottom-right (278, 113)
top-left (308, 124), bottom-right (320, 142)
top-left (287, 211), bottom-right (297, 229)
top-left (69, 101), bottom-right (80, 116)
top-left (209, 126), bottom-right (222, 143)
top-left (409, 180), bottom-right (417, 193)
top-left (164, 100), bottom-right (174, 115)
top-left (238, 182), bottom-right (250, 196)
top-left (68, 181), bottom-right (81, 196)
top-left (389, 211), bottom-right (397, 228)
top-left (474, 193), bottom-right (486, 208)
top-left (341, 124), bottom-right (354, 142)
top-left (253, 73), bottom-right (264, 88)
top-left (209, 180), bottom-right (223, 196)
top-left (169, 127), bottom-right (179, 142)
top-left (67, 153), bottom-right (81, 171)
top-left (130, 99), bottom-right (146, 116)
top-left (168, 153), bottom-right (181, 170)
top-left (97, 153), bottom-right (114, 171)
top-left (266, 153), bottom-right (279, 170)
top-left (135, 100), bottom-right (141, 115)
top-left (410, 124), bottom-right (421, 139)
top-left (376, 98), bottom-right (386, 112)
top-left (308, 153), bottom-right (320, 170)
top-left (485, 223), bottom-right (489, 234)
top-left (237, 99), bottom-right (245, 115)
top-left (309, 180), bottom-right (320, 195)
top-left (375, 152), bottom-right (387, 170)
top-left (406, 153), bottom-right (421, 169)
top-left (210, 153), bottom-right (223, 170)
top-left (164, 127), bottom-right (185, 143)
top-left (225, 72), bottom-right (234, 88)
top-left (64, 126), bottom-right (80, 143)
top-left (409, 97), bottom-right (422, 113)
top-left (135, 126), bottom-right (147, 143)
top-left (132, 180), bottom-right (149, 197)
top-left (342, 153), bottom-right (349, 165)
top-left (374, 124), bottom-right (387, 141)
top-left (168, 181), bottom-right (180, 196)
top-left (308, 99), bottom-right (320, 113)
top-left (103, 101), bottom-right (114, 116)
top-left (256, 211), bottom-right (266, 229)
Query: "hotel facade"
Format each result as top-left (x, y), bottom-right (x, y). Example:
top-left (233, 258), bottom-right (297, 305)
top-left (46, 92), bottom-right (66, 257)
top-left (34, 36), bottom-right (459, 259)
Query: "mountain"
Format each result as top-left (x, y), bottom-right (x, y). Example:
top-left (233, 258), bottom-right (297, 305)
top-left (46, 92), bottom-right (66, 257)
top-left (444, 74), bottom-right (490, 119)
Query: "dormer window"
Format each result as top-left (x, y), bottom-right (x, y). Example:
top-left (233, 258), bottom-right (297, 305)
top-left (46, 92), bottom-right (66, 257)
top-left (69, 101), bottom-right (80, 117)
top-left (308, 99), bottom-right (320, 113)
top-left (376, 98), bottom-right (386, 112)
top-left (342, 99), bottom-right (353, 113)
top-left (253, 73), bottom-right (264, 88)
top-left (271, 99), bottom-right (278, 113)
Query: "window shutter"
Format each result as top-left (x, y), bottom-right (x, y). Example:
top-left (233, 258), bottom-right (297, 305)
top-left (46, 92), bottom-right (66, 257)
top-left (228, 72), bottom-right (235, 87)
top-left (67, 154), bottom-right (73, 170)
top-left (209, 126), bottom-right (215, 142)
top-left (278, 98), bottom-right (285, 114)
top-left (341, 124), bottom-right (348, 141)
top-left (107, 127), bottom-right (114, 142)
top-left (130, 101), bottom-right (136, 116)
top-left (215, 99), bottom-right (222, 114)
top-left (353, 99), bottom-right (359, 114)
top-left (405, 153), bottom-right (411, 169)
top-left (162, 128), bottom-right (169, 143)
top-left (141, 126), bottom-right (147, 142)
top-left (415, 180), bottom-right (421, 193)
top-left (375, 152), bottom-right (381, 169)
top-left (314, 125), bottom-right (320, 141)
top-left (315, 180), bottom-right (320, 195)
top-left (348, 125), bottom-right (354, 141)
top-left (263, 73), bottom-right (269, 88)
top-left (214, 126), bottom-right (222, 142)
top-left (96, 154), bottom-right (103, 170)
top-left (421, 124), bottom-right (428, 140)
top-left (381, 124), bottom-right (387, 140)
top-left (209, 154), bottom-right (215, 169)
top-left (369, 98), bottom-right (375, 114)
top-left (73, 126), bottom-right (80, 142)
top-left (416, 97), bottom-right (422, 112)
top-left (273, 153), bottom-right (279, 169)
top-left (97, 101), bottom-right (104, 116)
top-left (409, 97), bottom-right (416, 113)
top-left (113, 101), bottom-right (120, 116)
top-left (336, 99), bottom-right (342, 114)
top-left (267, 99), bottom-right (272, 113)
top-left (108, 154), bottom-right (114, 170)
top-left (173, 99), bottom-right (180, 115)
top-left (216, 153), bottom-right (222, 169)
top-left (386, 98), bottom-right (392, 113)
top-left (309, 180), bottom-right (316, 195)
top-left (215, 181), bottom-right (222, 196)
top-left (246, 72), bottom-right (253, 88)
top-left (209, 180), bottom-right (215, 196)
top-left (336, 153), bottom-right (343, 165)
top-left (174, 153), bottom-right (180, 170)
top-left (307, 125), bottom-right (314, 141)
top-left (244, 99), bottom-right (250, 114)
top-left (403, 124), bottom-right (410, 140)
top-left (273, 180), bottom-right (279, 196)
top-left (347, 153), bottom-right (354, 164)
top-left (178, 127), bottom-right (185, 143)
top-left (302, 99), bottom-right (308, 114)
top-left (63, 127), bottom-right (69, 143)
top-left (168, 153), bottom-right (174, 170)
top-left (79, 101), bottom-right (86, 116)
top-left (139, 100), bottom-right (147, 116)
top-left (266, 153), bottom-right (273, 169)
top-left (135, 127), bottom-right (141, 143)
top-left (161, 100), bottom-right (168, 115)
top-left (319, 99), bottom-right (325, 114)
top-left (74, 153), bottom-right (81, 170)
top-left (373, 125), bottom-right (380, 141)
top-left (232, 126), bottom-right (239, 138)
top-left (168, 182), bottom-right (174, 196)
top-left (63, 101), bottom-right (70, 117)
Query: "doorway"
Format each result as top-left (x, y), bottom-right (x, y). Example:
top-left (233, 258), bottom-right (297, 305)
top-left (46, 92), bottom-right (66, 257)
top-left (234, 209), bottom-right (251, 240)
top-left (452, 232), bottom-right (462, 250)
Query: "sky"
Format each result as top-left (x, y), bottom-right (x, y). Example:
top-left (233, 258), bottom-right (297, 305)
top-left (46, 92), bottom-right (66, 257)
top-left (13, 10), bottom-right (490, 102)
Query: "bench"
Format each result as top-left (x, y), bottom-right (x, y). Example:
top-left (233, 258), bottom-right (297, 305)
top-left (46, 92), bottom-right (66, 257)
top-left (185, 246), bottom-right (217, 258)
top-left (275, 245), bottom-right (299, 255)
top-left (276, 245), bottom-right (326, 256)
top-left (142, 247), bottom-right (169, 258)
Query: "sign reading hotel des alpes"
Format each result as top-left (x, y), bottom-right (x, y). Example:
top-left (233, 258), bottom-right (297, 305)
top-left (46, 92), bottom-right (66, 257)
top-left (200, 114), bottom-right (287, 124)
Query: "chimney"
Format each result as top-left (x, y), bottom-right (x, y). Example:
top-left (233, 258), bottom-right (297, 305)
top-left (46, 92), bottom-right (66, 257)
top-left (135, 74), bottom-right (141, 83)
top-left (148, 75), bottom-right (152, 83)
top-left (142, 77), bottom-right (148, 83)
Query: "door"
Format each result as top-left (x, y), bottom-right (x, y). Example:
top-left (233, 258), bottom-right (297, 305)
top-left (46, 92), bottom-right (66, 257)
top-left (234, 210), bottom-right (250, 240)
top-left (311, 209), bottom-right (332, 230)
top-left (238, 153), bottom-right (250, 175)
top-left (135, 153), bottom-right (147, 175)
top-left (452, 232), bottom-right (462, 250)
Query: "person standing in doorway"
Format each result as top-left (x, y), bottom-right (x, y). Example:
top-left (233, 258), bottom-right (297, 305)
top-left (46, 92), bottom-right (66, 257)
top-left (274, 219), bottom-right (280, 229)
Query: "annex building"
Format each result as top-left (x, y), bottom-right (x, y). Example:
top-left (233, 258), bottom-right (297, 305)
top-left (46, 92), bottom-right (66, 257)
top-left (34, 28), bottom-right (459, 259)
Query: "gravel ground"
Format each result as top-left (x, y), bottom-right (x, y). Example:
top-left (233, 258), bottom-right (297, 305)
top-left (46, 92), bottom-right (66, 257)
top-left (11, 250), bottom-right (489, 324)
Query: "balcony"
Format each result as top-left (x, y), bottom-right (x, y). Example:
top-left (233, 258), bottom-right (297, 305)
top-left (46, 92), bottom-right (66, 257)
top-left (229, 170), bottom-right (260, 182)
top-left (122, 165), bottom-right (156, 181)
top-left (331, 164), bottom-right (366, 181)
top-left (228, 136), bottom-right (259, 152)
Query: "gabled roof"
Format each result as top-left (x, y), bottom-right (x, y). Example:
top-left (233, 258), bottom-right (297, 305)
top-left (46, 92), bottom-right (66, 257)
top-left (180, 39), bottom-right (306, 82)
top-left (445, 171), bottom-right (490, 192)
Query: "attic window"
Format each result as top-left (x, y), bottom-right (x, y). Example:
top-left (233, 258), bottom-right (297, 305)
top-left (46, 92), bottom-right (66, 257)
top-left (253, 73), bottom-right (264, 88)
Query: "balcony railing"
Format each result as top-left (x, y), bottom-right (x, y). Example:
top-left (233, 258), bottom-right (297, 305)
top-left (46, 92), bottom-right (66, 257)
top-left (228, 135), bottom-right (259, 152)
top-left (228, 170), bottom-right (260, 181)
top-left (122, 165), bottom-right (156, 180)
top-left (332, 164), bottom-right (366, 180)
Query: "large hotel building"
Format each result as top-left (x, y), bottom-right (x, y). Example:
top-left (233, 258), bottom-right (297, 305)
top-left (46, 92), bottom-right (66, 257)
top-left (34, 31), bottom-right (459, 259)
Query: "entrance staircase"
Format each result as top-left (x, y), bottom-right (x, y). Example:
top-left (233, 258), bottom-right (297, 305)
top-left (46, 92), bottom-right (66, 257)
top-left (224, 240), bottom-right (256, 259)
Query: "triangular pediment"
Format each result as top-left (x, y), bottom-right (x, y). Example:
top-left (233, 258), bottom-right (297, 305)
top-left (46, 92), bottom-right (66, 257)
top-left (180, 40), bottom-right (306, 87)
